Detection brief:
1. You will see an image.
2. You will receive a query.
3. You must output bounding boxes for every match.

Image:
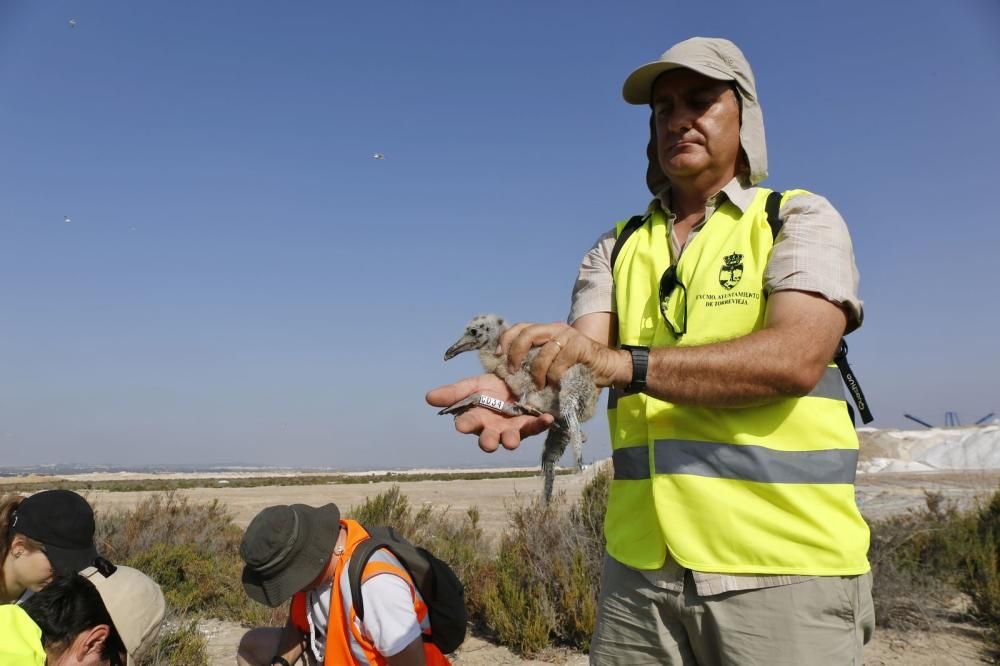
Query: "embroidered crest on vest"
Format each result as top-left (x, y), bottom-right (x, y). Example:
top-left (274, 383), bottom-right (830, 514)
top-left (719, 252), bottom-right (744, 290)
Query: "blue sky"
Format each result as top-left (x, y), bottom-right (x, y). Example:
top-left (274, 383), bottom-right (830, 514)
top-left (1, 1), bottom-right (997, 469)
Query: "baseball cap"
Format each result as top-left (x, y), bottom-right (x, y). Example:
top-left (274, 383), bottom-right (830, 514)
top-left (80, 563), bottom-right (166, 665)
top-left (622, 37), bottom-right (768, 187)
top-left (240, 503), bottom-right (340, 607)
top-left (12, 490), bottom-right (99, 575)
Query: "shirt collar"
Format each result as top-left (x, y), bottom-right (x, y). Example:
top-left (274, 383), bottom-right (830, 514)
top-left (651, 176), bottom-right (758, 217)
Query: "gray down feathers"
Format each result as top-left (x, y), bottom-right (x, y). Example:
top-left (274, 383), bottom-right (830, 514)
top-left (441, 314), bottom-right (601, 502)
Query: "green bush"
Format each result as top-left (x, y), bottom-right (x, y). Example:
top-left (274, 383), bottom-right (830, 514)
top-left (137, 617), bottom-right (208, 666)
top-left (343, 470), bottom-right (611, 656)
top-left (467, 464), bottom-right (611, 655)
top-left (95, 492), bottom-right (281, 627)
top-left (867, 486), bottom-right (1000, 648)
top-left (477, 543), bottom-right (555, 654)
top-left (963, 491), bottom-right (1000, 642)
top-left (346, 485), bottom-right (488, 590)
top-left (94, 493), bottom-right (284, 665)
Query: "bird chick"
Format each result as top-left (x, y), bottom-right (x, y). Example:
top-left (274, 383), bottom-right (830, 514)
top-left (440, 314), bottom-right (601, 502)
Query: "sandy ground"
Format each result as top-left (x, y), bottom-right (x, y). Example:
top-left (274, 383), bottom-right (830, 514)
top-left (83, 471), bottom-right (588, 535)
top-left (80, 468), bottom-right (1000, 665)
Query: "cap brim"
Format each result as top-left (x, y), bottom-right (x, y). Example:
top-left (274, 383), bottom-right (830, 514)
top-left (622, 61), bottom-right (735, 105)
top-left (45, 542), bottom-right (100, 576)
top-left (241, 504), bottom-right (339, 607)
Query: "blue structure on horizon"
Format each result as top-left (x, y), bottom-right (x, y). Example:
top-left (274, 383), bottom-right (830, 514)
top-left (903, 412), bottom-right (996, 428)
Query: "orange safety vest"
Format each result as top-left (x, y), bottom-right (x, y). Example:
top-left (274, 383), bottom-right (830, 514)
top-left (290, 519), bottom-right (451, 666)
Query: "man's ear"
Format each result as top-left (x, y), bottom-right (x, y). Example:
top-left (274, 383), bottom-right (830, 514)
top-left (72, 624), bottom-right (110, 661)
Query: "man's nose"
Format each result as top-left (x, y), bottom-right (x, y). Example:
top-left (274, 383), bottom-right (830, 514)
top-left (665, 107), bottom-right (695, 135)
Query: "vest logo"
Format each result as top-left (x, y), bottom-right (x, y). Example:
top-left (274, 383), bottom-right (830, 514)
top-left (719, 252), bottom-right (744, 290)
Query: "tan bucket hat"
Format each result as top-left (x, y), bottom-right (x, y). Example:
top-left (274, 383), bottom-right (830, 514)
top-left (622, 37), bottom-right (768, 190)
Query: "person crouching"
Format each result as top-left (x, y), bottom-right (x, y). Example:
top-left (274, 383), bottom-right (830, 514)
top-left (237, 502), bottom-right (450, 666)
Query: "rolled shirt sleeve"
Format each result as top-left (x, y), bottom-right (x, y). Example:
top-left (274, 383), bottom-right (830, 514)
top-left (766, 193), bottom-right (864, 332)
top-left (568, 230), bottom-right (617, 324)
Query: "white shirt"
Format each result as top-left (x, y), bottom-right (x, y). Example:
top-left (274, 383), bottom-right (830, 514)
top-left (306, 571), bottom-right (422, 659)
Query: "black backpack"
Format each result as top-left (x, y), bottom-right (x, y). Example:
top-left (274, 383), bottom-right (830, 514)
top-left (347, 525), bottom-right (468, 654)
top-left (610, 191), bottom-right (873, 424)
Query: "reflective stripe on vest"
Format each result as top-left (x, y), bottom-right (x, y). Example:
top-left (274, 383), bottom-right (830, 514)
top-left (612, 440), bottom-right (858, 483)
top-left (607, 188), bottom-right (870, 575)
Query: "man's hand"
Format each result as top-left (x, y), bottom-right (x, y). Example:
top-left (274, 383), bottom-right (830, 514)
top-left (426, 374), bottom-right (555, 452)
top-left (500, 322), bottom-right (630, 390)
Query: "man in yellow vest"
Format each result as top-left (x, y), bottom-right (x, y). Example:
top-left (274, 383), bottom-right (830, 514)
top-left (428, 36), bottom-right (873, 664)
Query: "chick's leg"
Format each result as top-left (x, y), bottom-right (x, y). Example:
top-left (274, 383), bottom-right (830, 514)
top-left (438, 393), bottom-right (544, 418)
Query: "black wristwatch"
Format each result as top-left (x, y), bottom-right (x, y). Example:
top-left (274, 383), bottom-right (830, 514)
top-left (619, 345), bottom-right (650, 395)
top-left (270, 657), bottom-right (292, 666)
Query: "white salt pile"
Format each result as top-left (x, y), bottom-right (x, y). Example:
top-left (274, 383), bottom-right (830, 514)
top-left (858, 425), bottom-right (1000, 473)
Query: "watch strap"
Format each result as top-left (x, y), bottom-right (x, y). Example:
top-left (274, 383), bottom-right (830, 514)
top-left (270, 657), bottom-right (292, 666)
top-left (620, 345), bottom-right (649, 395)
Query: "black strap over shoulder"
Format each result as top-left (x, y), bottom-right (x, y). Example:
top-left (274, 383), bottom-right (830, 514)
top-left (764, 190), bottom-right (784, 239)
top-left (347, 535), bottom-right (387, 622)
top-left (609, 215), bottom-right (647, 272)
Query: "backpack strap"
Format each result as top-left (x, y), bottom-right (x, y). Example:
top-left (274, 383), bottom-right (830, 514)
top-left (609, 215), bottom-right (647, 272)
top-left (347, 536), bottom-right (393, 623)
top-left (764, 190), bottom-right (784, 240)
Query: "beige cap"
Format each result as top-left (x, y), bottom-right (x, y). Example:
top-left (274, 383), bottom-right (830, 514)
top-left (80, 564), bottom-right (166, 665)
top-left (622, 37), bottom-right (768, 188)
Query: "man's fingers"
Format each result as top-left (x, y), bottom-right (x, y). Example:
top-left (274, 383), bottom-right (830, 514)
top-left (529, 340), bottom-right (561, 387)
top-left (479, 428), bottom-right (502, 453)
top-left (507, 323), bottom-right (567, 370)
top-left (453, 411), bottom-right (481, 434)
top-left (426, 377), bottom-right (483, 407)
top-left (499, 428), bottom-right (522, 451)
top-left (497, 322), bottom-right (532, 356)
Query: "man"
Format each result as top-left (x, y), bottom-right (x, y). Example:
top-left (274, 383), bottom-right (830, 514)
top-left (428, 37), bottom-right (873, 664)
top-left (0, 562), bottom-right (166, 665)
top-left (237, 502), bottom-right (450, 666)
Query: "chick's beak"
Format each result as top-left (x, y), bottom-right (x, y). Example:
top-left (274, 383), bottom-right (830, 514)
top-left (444, 336), bottom-right (479, 361)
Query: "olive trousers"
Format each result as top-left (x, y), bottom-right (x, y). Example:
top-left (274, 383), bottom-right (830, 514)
top-left (590, 555), bottom-right (874, 666)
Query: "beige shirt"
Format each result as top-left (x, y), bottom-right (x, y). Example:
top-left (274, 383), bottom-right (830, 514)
top-left (569, 178), bottom-right (863, 595)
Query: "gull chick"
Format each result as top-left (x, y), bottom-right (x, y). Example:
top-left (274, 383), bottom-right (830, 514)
top-left (440, 314), bottom-right (601, 502)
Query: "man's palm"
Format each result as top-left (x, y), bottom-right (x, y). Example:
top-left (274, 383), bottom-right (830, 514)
top-left (426, 374), bottom-right (554, 452)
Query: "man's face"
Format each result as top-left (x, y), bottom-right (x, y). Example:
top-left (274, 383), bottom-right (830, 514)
top-left (651, 69), bottom-right (742, 183)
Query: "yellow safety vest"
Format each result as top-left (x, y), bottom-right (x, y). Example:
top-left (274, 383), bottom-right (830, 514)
top-left (607, 188), bottom-right (870, 575)
top-left (0, 606), bottom-right (45, 666)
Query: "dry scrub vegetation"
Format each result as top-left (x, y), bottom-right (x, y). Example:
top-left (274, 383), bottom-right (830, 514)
top-left (83, 469), bottom-right (1000, 664)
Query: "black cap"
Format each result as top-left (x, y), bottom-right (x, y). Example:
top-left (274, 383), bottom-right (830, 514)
top-left (12, 490), bottom-right (99, 575)
top-left (240, 503), bottom-right (340, 608)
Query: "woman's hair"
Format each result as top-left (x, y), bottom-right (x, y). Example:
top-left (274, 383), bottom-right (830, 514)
top-left (20, 574), bottom-right (127, 662)
top-left (0, 494), bottom-right (44, 600)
